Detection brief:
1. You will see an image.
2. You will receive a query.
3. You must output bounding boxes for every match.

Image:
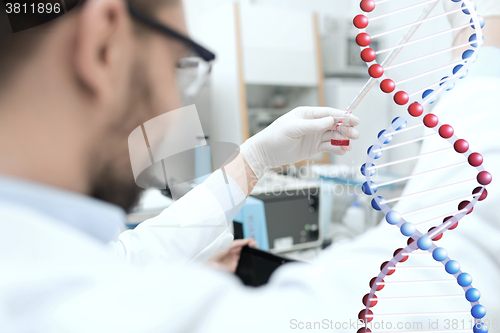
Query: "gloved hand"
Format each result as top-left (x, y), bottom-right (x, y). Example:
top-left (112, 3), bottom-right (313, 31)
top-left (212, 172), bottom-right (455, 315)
top-left (240, 107), bottom-right (360, 179)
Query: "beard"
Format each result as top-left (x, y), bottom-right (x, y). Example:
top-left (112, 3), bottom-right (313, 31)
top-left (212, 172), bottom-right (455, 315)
top-left (88, 61), bottom-right (154, 213)
top-left (89, 161), bottom-right (144, 213)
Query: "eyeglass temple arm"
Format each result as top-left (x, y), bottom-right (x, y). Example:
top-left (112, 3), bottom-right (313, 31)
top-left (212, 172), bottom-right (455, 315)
top-left (127, 1), bottom-right (216, 63)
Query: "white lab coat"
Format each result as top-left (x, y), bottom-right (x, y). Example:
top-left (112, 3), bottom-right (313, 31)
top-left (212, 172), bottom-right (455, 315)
top-left (1, 48), bottom-right (500, 332)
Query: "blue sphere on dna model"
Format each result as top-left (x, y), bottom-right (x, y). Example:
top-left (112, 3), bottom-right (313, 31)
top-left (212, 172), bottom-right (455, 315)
top-left (445, 260), bottom-right (461, 274)
top-left (400, 222), bottom-right (416, 236)
top-left (471, 304), bottom-right (486, 319)
top-left (458, 273), bottom-right (473, 287)
top-left (432, 247), bottom-right (448, 262)
top-left (466, 288), bottom-right (481, 302)
top-left (385, 211), bottom-right (401, 225)
top-left (417, 236), bottom-right (432, 250)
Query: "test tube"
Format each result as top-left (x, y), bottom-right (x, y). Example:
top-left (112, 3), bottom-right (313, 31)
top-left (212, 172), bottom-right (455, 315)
top-left (331, 111), bottom-right (351, 147)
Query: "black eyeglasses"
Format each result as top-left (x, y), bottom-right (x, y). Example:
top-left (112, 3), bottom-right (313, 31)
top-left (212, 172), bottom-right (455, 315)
top-left (127, 2), bottom-right (216, 104)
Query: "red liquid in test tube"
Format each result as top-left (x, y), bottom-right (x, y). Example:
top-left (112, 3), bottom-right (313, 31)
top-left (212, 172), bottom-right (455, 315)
top-left (331, 139), bottom-right (350, 146)
top-left (331, 114), bottom-right (351, 147)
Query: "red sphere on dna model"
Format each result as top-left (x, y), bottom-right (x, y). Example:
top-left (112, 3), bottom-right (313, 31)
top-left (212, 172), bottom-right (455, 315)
top-left (407, 237), bottom-right (418, 248)
top-left (380, 261), bottom-right (395, 275)
top-left (369, 277), bottom-right (384, 291)
top-left (408, 103), bottom-right (424, 117)
top-left (362, 294), bottom-right (378, 307)
top-left (360, 0), bottom-right (376, 13)
top-left (458, 200), bottom-right (473, 215)
top-left (394, 91), bottom-right (409, 105)
top-left (380, 79), bottom-right (395, 93)
top-left (361, 48), bottom-right (376, 62)
top-left (356, 33), bottom-right (372, 47)
top-left (393, 248), bottom-right (409, 262)
top-left (454, 139), bottom-right (469, 153)
top-left (354, 15), bottom-right (369, 29)
top-left (444, 216), bottom-right (459, 230)
top-left (468, 153), bottom-right (483, 167)
top-left (428, 227), bottom-right (443, 241)
top-left (439, 124), bottom-right (454, 138)
top-left (473, 187), bottom-right (488, 201)
top-left (369, 65), bottom-right (384, 78)
top-left (357, 329), bottom-right (372, 333)
top-left (423, 114), bottom-right (439, 128)
top-left (477, 171), bottom-right (492, 186)
top-left (358, 309), bottom-right (374, 323)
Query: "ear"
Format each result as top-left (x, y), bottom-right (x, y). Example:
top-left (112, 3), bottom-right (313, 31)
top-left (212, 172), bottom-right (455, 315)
top-left (73, 0), bottom-right (132, 101)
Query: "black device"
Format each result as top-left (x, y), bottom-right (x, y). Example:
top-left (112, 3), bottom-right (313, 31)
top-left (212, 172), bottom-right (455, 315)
top-left (235, 246), bottom-right (296, 287)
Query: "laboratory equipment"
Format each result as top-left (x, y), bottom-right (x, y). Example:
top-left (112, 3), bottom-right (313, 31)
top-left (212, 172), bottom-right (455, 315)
top-left (253, 189), bottom-right (320, 253)
top-left (233, 176), bottom-right (322, 253)
top-left (350, 0), bottom-right (491, 332)
top-left (233, 196), bottom-right (270, 251)
top-left (251, 175), bottom-right (322, 253)
top-left (342, 196), bottom-right (366, 234)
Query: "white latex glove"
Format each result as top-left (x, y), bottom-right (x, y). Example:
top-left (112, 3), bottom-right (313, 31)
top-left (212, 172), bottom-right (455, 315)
top-left (240, 107), bottom-right (360, 179)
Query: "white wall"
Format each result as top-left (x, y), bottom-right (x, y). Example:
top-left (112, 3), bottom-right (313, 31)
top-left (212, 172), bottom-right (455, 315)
top-left (184, 0), bottom-right (358, 34)
top-left (184, 0), bottom-right (356, 17)
top-left (187, 4), bottom-right (244, 145)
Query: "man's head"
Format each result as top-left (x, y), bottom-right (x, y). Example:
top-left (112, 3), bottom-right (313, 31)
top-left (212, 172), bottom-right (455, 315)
top-left (0, 0), bottom-right (190, 211)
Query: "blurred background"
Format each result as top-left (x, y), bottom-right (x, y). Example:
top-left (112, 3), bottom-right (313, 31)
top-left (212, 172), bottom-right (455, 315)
top-left (131, 0), bottom-right (456, 259)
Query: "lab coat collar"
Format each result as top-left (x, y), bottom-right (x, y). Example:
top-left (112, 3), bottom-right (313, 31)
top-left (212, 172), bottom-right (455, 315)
top-left (0, 175), bottom-right (125, 243)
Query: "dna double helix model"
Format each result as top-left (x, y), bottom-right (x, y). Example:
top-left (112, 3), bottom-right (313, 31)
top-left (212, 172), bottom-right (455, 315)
top-left (348, 0), bottom-right (492, 332)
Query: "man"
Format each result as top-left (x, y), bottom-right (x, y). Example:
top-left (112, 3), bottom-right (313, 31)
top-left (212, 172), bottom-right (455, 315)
top-left (0, 0), bottom-right (360, 331)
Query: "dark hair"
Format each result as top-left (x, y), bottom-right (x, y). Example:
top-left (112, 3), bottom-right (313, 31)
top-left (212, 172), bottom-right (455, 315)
top-left (0, 0), bottom-right (177, 89)
top-left (0, 1), bottom-right (49, 88)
